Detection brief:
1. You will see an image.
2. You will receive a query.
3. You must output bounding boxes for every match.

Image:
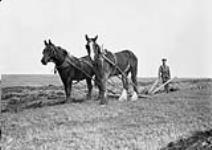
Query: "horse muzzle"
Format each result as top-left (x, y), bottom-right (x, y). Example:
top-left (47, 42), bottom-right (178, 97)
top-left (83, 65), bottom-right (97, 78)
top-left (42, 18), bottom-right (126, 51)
top-left (41, 57), bottom-right (48, 65)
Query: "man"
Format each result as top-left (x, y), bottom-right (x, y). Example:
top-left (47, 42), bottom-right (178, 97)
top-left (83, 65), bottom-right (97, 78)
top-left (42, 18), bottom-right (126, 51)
top-left (158, 58), bottom-right (171, 93)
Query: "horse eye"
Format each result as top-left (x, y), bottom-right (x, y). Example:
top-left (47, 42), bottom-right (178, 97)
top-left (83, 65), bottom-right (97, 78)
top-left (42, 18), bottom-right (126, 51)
top-left (85, 45), bottom-right (90, 50)
top-left (94, 45), bottom-right (99, 51)
top-left (43, 49), bottom-right (47, 54)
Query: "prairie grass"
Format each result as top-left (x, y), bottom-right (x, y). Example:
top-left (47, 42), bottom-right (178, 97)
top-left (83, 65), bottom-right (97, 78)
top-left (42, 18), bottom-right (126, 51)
top-left (1, 75), bottom-right (212, 149)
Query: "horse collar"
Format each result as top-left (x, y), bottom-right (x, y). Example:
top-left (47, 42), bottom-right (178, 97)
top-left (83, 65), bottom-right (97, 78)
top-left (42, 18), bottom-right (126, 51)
top-left (103, 50), bottom-right (117, 66)
top-left (56, 56), bottom-right (70, 69)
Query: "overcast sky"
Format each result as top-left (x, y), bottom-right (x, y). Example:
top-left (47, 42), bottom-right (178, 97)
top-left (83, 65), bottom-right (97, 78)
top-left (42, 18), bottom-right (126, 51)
top-left (0, 0), bottom-right (211, 77)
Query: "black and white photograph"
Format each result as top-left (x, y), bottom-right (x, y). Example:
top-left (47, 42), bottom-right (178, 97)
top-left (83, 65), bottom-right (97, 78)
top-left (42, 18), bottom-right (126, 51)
top-left (0, 0), bottom-right (212, 149)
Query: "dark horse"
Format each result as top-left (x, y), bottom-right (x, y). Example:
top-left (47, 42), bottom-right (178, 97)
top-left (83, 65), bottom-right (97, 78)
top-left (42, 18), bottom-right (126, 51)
top-left (41, 40), bottom-right (94, 102)
top-left (85, 35), bottom-right (139, 105)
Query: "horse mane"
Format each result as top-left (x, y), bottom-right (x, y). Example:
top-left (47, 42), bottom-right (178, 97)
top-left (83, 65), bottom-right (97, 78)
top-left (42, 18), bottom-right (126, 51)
top-left (56, 46), bottom-right (82, 64)
top-left (56, 46), bottom-right (67, 54)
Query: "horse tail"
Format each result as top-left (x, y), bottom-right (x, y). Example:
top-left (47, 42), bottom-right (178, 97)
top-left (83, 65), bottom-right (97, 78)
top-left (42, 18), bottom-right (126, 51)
top-left (129, 51), bottom-right (138, 93)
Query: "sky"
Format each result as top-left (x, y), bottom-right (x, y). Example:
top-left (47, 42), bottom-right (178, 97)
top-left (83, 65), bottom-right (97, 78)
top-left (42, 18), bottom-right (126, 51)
top-left (0, 0), bottom-right (211, 78)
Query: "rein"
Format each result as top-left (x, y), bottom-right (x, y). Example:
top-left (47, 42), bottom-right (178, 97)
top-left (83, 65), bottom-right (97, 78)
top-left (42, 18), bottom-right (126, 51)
top-left (56, 55), bottom-right (93, 79)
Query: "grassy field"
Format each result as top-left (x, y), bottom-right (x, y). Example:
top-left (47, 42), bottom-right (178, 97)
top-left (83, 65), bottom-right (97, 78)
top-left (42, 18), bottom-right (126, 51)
top-left (1, 75), bottom-right (212, 150)
top-left (1, 74), bottom-right (62, 87)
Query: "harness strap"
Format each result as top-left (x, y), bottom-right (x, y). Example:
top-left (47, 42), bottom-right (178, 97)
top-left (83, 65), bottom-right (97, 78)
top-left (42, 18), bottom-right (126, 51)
top-left (111, 52), bottom-right (117, 74)
top-left (111, 52), bottom-right (117, 65)
top-left (79, 58), bottom-right (94, 69)
top-left (56, 56), bottom-right (73, 70)
top-left (71, 58), bottom-right (117, 94)
top-left (123, 64), bottom-right (130, 73)
top-left (54, 55), bottom-right (116, 93)
top-left (102, 50), bottom-right (117, 74)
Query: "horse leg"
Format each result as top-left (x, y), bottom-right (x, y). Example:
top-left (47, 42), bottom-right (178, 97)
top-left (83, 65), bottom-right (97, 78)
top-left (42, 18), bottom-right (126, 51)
top-left (99, 76), bottom-right (108, 105)
top-left (86, 78), bottom-right (92, 100)
top-left (130, 66), bottom-right (138, 101)
top-left (96, 84), bottom-right (102, 101)
top-left (65, 80), bottom-right (72, 102)
top-left (94, 77), bottom-right (102, 101)
top-left (119, 75), bottom-right (129, 101)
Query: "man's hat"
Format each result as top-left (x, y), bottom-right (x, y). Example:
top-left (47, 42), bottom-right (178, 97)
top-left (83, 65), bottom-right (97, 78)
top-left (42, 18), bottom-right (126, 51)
top-left (162, 58), bottom-right (167, 61)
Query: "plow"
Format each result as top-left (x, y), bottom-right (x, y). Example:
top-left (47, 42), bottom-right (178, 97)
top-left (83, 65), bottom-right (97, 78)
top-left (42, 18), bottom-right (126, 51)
top-left (148, 77), bottom-right (177, 95)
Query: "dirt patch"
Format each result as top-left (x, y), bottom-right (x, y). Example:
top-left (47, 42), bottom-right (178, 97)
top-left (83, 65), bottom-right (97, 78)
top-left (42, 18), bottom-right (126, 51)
top-left (161, 129), bottom-right (212, 150)
top-left (1, 84), bottom-right (87, 112)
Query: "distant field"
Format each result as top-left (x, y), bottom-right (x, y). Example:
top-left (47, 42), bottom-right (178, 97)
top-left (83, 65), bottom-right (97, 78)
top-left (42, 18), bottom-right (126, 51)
top-left (1, 74), bottom-right (62, 87)
top-left (1, 74), bottom-right (211, 87)
top-left (1, 74), bottom-right (212, 150)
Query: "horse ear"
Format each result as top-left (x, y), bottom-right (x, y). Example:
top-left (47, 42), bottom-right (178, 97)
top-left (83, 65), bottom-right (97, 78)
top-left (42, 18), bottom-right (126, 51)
top-left (44, 40), bottom-right (48, 46)
top-left (48, 39), bottom-right (53, 45)
top-left (94, 35), bottom-right (98, 42)
top-left (85, 34), bottom-right (89, 41)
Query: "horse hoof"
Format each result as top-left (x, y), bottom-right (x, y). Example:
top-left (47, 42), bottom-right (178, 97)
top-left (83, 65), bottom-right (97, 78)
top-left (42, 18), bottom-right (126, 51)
top-left (66, 98), bottom-right (73, 103)
top-left (119, 97), bottom-right (127, 101)
top-left (100, 104), bottom-right (106, 107)
top-left (86, 96), bottom-right (92, 100)
top-left (61, 100), bottom-right (67, 104)
top-left (99, 99), bottom-right (108, 105)
top-left (131, 91), bottom-right (138, 101)
top-left (95, 97), bottom-right (100, 101)
top-left (119, 89), bottom-right (128, 101)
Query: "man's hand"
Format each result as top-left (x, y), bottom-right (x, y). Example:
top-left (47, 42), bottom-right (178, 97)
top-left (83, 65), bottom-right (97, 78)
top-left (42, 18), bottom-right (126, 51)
top-left (158, 76), bottom-right (162, 82)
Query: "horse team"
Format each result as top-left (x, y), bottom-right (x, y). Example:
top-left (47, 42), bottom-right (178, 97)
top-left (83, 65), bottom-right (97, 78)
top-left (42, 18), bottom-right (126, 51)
top-left (41, 35), bottom-right (139, 105)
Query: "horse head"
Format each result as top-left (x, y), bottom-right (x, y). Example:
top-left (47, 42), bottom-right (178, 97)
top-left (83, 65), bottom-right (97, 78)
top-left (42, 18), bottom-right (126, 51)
top-left (41, 39), bottom-right (68, 66)
top-left (85, 34), bottom-right (101, 61)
